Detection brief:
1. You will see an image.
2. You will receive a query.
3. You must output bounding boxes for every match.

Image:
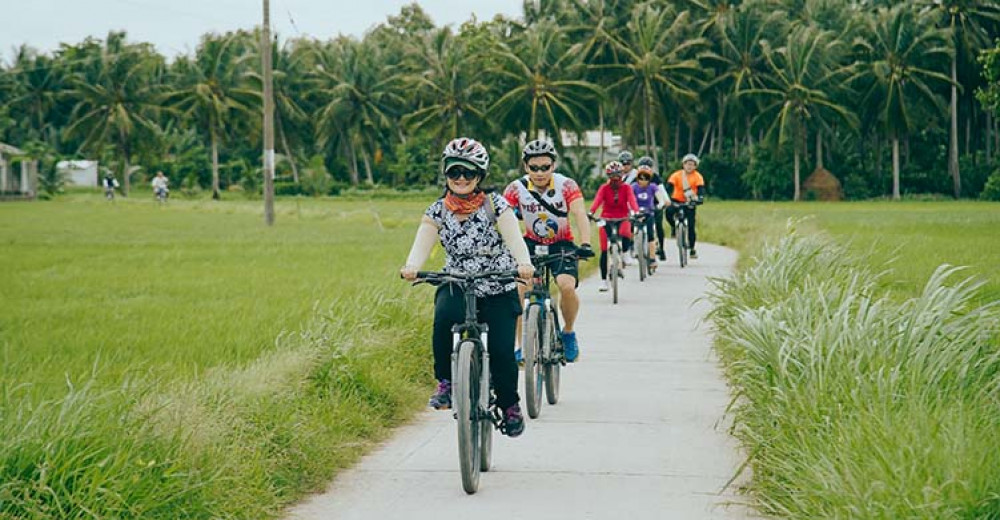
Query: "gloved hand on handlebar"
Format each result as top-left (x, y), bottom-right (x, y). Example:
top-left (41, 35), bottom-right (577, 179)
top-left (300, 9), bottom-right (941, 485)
top-left (576, 243), bottom-right (595, 259)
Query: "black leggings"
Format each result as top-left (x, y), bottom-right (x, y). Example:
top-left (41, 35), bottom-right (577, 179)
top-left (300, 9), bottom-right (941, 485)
top-left (599, 237), bottom-right (632, 280)
top-left (666, 205), bottom-right (697, 249)
top-left (433, 285), bottom-right (521, 410)
top-left (654, 208), bottom-right (665, 251)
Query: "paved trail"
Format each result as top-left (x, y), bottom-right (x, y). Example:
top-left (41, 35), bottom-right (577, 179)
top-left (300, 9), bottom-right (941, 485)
top-left (287, 243), bottom-right (749, 520)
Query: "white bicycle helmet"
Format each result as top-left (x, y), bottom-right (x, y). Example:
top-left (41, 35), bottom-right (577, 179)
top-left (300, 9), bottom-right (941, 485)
top-left (442, 137), bottom-right (490, 176)
top-left (522, 139), bottom-right (558, 161)
top-left (682, 153), bottom-right (700, 165)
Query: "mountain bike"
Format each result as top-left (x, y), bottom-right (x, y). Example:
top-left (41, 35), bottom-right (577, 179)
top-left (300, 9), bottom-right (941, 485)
top-left (410, 270), bottom-right (520, 494)
top-left (589, 215), bottom-right (629, 304)
top-left (670, 201), bottom-right (696, 268)
top-left (521, 248), bottom-right (582, 419)
top-left (630, 212), bottom-right (655, 281)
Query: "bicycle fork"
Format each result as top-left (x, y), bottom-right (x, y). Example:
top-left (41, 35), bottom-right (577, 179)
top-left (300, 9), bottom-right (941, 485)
top-left (450, 330), bottom-right (497, 427)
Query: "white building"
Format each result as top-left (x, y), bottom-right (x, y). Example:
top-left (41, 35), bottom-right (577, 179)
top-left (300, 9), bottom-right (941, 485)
top-left (57, 160), bottom-right (100, 187)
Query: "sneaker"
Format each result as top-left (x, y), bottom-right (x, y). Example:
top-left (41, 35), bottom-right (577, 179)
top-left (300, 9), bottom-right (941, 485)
top-left (562, 331), bottom-right (579, 362)
top-left (598, 280), bottom-right (609, 292)
top-left (515, 348), bottom-right (523, 365)
top-left (657, 249), bottom-right (666, 261)
top-left (623, 255), bottom-right (634, 266)
top-left (503, 404), bottom-right (525, 437)
top-left (428, 379), bottom-right (451, 410)
top-left (689, 249), bottom-right (698, 259)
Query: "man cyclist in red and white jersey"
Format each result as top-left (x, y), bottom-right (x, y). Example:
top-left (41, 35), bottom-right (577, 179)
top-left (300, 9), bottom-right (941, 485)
top-left (503, 138), bottom-right (594, 363)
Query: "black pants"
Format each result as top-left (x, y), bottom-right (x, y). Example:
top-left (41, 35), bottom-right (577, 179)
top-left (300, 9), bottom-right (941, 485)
top-left (599, 239), bottom-right (632, 280)
top-left (433, 285), bottom-right (521, 410)
top-left (653, 208), bottom-right (665, 251)
top-left (666, 204), bottom-right (697, 250)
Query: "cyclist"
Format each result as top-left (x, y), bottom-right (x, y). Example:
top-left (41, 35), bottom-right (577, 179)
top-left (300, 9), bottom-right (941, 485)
top-left (151, 171), bottom-right (169, 201)
top-left (588, 161), bottom-right (639, 292)
top-left (637, 156), bottom-right (669, 260)
top-left (101, 171), bottom-right (119, 199)
top-left (503, 138), bottom-right (594, 363)
top-left (401, 137), bottom-right (534, 438)
top-left (665, 153), bottom-right (706, 259)
top-left (630, 163), bottom-right (667, 269)
top-left (617, 150), bottom-right (637, 263)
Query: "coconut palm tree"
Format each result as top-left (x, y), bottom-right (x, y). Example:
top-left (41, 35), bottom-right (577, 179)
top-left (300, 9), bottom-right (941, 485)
top-left (64, 32), bottom-right (164, 196)
top-left (163, 33), bottom-right (259, 199)
top-left (848, 4), bottom-right (952, 199)
top-left (487, 21), bottom-right (603, 141)
top-left (742, 25), bottom-right (858, 200)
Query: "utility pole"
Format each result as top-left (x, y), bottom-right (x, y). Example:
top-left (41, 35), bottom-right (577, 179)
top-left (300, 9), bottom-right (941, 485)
top-left (262, 0), bottom-right (276, 225)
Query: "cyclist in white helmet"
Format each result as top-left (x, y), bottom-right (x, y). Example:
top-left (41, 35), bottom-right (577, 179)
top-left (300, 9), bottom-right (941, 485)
top-left (665, 153), bottom-right (706, 259)
top-left (503, 138), bottom-right (594, 363)
top-left (401, 137), bottom-right (534, 437)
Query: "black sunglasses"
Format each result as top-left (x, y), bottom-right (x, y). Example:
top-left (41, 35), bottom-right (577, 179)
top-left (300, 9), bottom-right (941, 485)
top-left (527, 163), bottom-right (553, 173)
top-left (445, 166), bottom-right (480, 180)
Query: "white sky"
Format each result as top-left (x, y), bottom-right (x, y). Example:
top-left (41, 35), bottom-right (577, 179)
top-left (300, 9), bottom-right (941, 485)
top-left (2, 0), bottom-right (524, 60)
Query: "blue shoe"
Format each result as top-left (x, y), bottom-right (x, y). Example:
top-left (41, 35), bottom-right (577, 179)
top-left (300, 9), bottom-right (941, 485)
top-left (562, 331), bottom-right (579, 363)
top-left (428, 379), bottom-right (451, 409)
top-left (503, 404), bottom-right (525, 437)
top-left (515, 348), bottom-right (523, 365)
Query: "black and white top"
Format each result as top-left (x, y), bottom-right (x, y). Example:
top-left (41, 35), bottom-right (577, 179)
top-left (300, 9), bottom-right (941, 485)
top-left (425, 192), bottom-right (518, 297)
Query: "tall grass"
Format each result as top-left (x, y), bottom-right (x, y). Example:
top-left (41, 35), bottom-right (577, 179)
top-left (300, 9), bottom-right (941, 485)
top-left (707, 232), bottom-right (1000, 518)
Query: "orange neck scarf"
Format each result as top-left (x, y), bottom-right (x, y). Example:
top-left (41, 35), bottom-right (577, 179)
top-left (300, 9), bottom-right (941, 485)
top-left (444, 191), bottom-right (486, 215)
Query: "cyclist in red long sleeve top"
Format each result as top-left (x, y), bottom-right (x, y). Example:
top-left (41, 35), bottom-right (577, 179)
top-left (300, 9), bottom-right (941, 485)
top-left (588, 161), bottom-right (639, 292)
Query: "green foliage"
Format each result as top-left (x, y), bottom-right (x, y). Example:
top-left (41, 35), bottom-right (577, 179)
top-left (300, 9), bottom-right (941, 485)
top-left (698, 152), bottom-right (749, 199)
top-left (300, 155), bottom-right (333, 196)
top-left (708, 232), bottom-right (1000, 518)
top-left (742, 144), bottom-right (794, 200)
top-left (981, 168), bottom-right (1000, 200)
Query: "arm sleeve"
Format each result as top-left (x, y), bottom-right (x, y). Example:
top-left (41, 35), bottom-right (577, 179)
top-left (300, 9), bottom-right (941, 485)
top-left (589, 187), bottom-right (603, 213)
top-left (403, 216), bottom-right (439, 269)
top-left (627, 188), bottom-right (640, 212)
top-left (655, 184), bottom-right (668, 205)
top-left (498, 209), bottom-right (532, 266)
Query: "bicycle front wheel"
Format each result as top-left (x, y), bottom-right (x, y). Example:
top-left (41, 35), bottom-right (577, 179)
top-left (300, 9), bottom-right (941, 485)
top-left (454, 340), bottom-right (482, 494)
top-left (676, 221), bottom-right (687, 268)
top-left (636, 228), bottom-right (648, 282)
top-left (543, 315), bottom-right (561, 405)
top-left (522, 304), bottom-right (544, 419)
top-left (610, 244), bottom-right (620, 304)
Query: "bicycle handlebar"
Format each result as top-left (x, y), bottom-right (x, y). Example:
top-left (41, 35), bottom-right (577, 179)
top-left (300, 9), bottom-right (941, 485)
top-left (409, 270), bottom-right (521, 286)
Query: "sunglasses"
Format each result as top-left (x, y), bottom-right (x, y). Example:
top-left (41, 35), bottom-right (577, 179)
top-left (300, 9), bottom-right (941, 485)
top-left (445, 166), bottom-right (480, 180)
top-left (527, 163), bottom-right (553, 173)
top-left (637, 175), bottom-right (652, 181)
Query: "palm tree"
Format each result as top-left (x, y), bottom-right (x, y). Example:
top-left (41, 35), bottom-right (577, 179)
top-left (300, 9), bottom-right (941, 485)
top-left (312, 37), bottom-right (403, 185)
top-left (247, 38), bottom-right (308, 183)
top-left (163, 33), bottom-right (259, 199)
top-left (848, 4), bottom-right (952, 199)
top-left (487, 21), bottom-right (603, 141)
top-left (401, 28), bottom-right (489, 140)
top-left (4, 45), bottom-right (68, 145)
top-left (600, 4), bottom-right (705, 161)
top-left (919, 0), bottom-right (1000, 198)
top-left (64, 32), bottom-right (164, 196)
top-left (742, 25), bottom-right (858, 200)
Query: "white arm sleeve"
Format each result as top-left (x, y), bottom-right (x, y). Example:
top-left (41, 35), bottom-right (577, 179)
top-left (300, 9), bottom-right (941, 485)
top-left (655, 184), bottom-right (669, 206)
top-left (498, 209), bottom-right (532, 266)
top-left (404, 217), bottom-right (439, 269)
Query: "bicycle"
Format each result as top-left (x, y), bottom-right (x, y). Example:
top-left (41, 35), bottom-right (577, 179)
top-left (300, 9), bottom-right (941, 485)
top-left (629, 212), bottom-right (656, 281)
top-left (155, 187), bottom-right (169, 205)
top-left (670, 201), bottom-right (696, 268)
top-left (589, 215), bottom-right (628, 304)
top-left (521, 248), bottom-right (582, 419)
top-left (104, 186), bottom-right (115, 202)
top-left (410, 269), bottom-right (521, 494)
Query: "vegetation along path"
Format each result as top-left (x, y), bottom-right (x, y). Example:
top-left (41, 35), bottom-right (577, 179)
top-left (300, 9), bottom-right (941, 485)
top-left (286, 243), bottom-right (749, 520)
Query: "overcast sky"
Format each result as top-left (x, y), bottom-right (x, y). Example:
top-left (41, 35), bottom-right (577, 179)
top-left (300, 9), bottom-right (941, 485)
top-left (2, 0), bottom-right (525, 60)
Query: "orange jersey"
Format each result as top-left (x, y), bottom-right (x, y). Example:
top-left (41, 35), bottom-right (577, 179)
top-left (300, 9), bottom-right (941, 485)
top-left (666, 170), bottom-right (705, 202)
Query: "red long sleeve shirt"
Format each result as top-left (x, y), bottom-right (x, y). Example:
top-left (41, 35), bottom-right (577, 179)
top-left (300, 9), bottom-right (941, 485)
top-left (590, 181), bottom-right (639, 218)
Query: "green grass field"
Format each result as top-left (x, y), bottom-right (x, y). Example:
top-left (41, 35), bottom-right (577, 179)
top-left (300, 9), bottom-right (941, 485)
top-left (1, 194), bottom-right (998, 518)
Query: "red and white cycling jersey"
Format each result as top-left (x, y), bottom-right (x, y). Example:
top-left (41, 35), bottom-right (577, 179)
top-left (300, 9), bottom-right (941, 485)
top-left (503, 173), bottom-right (583, 245)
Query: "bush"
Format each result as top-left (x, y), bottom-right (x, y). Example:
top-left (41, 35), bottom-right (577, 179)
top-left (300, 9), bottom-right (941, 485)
top-left (980, 168), bottom-right (1000, 201)
top-left (699, 152), bottom-right (749, 199)
top-left (301, 155), bottom-right (333, 196)
top-left (742, 144), bottom-right (794, 200)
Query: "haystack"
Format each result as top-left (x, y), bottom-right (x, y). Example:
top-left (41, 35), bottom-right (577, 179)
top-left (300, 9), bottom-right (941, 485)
top-left (803, 167), bottom-right (843, 201)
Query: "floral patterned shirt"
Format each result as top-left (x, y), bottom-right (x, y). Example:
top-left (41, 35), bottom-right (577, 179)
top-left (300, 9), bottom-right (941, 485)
top-left (425, 192), bottom-right (518, 297)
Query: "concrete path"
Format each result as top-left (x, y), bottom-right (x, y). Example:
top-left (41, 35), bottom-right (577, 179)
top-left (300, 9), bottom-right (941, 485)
top-left (286, 243), bottom-right (750, 520)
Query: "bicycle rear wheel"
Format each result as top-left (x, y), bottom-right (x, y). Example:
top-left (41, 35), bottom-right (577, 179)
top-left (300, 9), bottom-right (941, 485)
top-left (454, 341), bottom-right (482, 494)
top-left (522, 304), bottom-right (543, 419)
top-left (610, 243), bottom-right (620, 304)
top-left (543, 315), bottom-right (560, 405)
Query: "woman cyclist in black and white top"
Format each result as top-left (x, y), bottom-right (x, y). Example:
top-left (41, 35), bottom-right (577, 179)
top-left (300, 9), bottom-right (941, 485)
top-left (401, 137), bottom-right (534, 438)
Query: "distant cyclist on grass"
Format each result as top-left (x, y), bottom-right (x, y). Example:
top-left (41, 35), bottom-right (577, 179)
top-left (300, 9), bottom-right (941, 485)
top-left (665, 153), bottom-right (706, 259)
top-left (400, 137), bottom-right (534, 437)
top-left (503, 138), bottom-right (594, 363)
